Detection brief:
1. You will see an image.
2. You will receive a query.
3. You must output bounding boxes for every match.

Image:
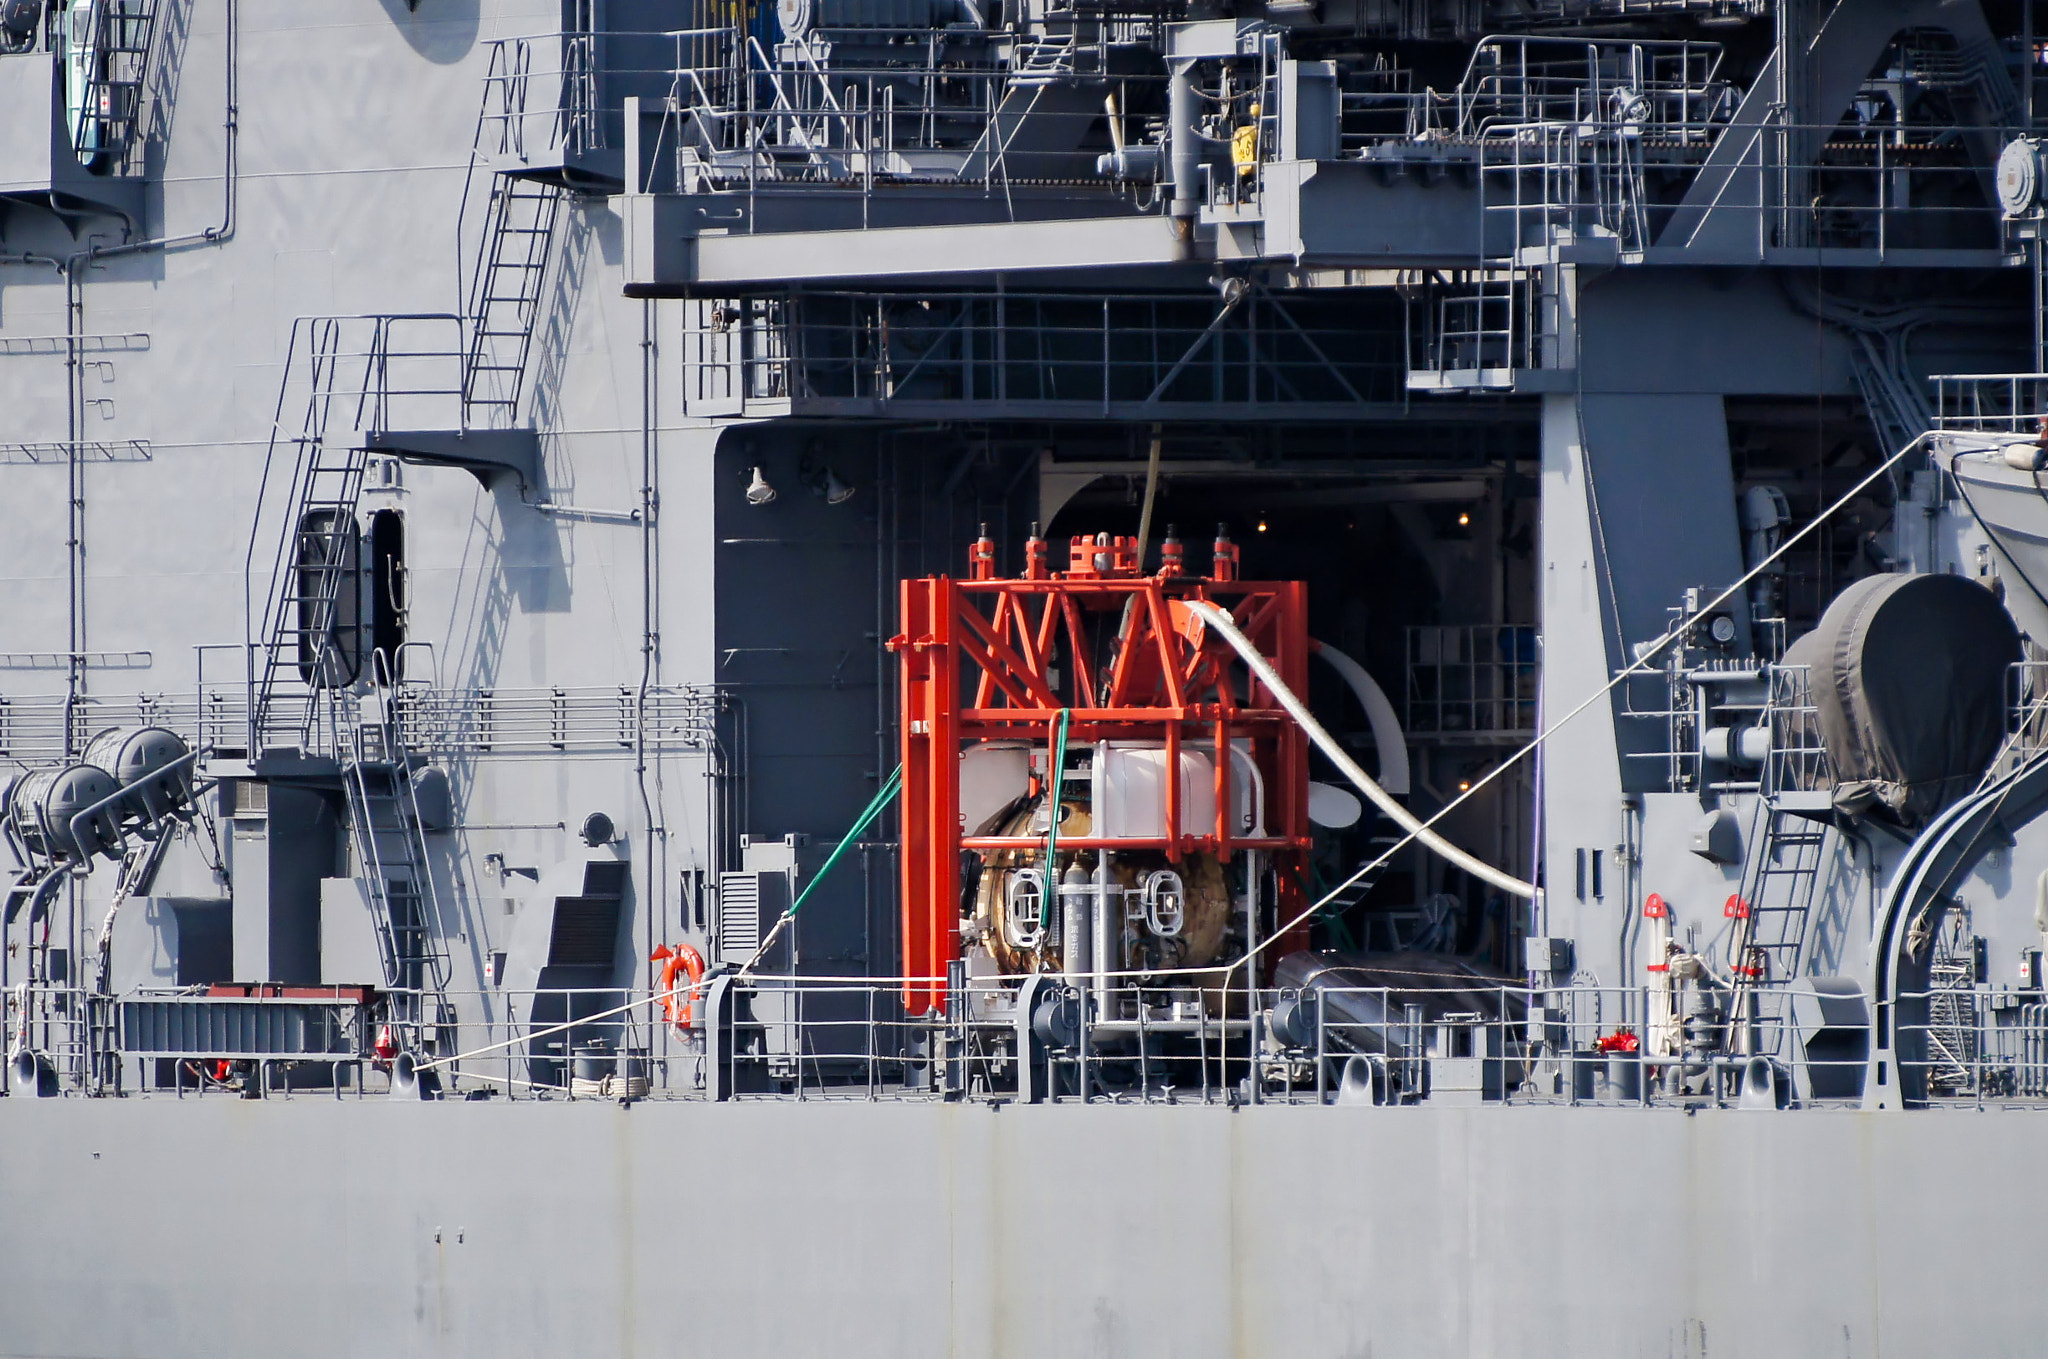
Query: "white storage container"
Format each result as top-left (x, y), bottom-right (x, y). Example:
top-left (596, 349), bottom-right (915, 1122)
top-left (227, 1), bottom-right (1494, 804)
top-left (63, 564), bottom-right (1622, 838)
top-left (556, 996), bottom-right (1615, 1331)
top-left (1092, 742), bottom-right (1219, 841)
top-left (958, 741), bottom-right (1031, 834)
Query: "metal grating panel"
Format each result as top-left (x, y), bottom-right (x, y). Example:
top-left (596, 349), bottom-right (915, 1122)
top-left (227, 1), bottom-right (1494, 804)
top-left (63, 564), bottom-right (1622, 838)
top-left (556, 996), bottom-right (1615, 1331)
top-left (582, 859), bottom-right (629, 898)
top-left (118, 999), bottom-right (357, 1056)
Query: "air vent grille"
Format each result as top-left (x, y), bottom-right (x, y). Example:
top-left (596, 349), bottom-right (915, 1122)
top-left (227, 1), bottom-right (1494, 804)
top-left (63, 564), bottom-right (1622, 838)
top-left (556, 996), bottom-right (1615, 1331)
top-left (717, 871), bottom-right (790, 967)
top-left (546, 896), bottom-right (620, 968)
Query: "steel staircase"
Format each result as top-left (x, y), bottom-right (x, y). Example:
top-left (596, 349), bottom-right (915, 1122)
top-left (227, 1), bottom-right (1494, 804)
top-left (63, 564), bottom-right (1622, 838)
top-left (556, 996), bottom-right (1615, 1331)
top-left (1729, 795), bottom-right (1830, 985)
top-left (1336, 813), bottom-right (1403, 897)
top-left (332, 689), bottom-right (451, 1032)
top-left (1925, 951), bottom-right (1981, 1094)
top-left (1010, 34), bottom-right (1076, 86)
top-left (462, 174), bottom-right (565, 419)
top-left (249, 319), bottom-right (374, 756)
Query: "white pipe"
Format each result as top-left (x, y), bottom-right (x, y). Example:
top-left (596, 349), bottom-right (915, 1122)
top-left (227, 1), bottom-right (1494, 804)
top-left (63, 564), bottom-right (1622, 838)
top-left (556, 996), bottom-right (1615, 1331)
top-left (1187, 601), bottom-right (1537, 901)
top-left (1093, 841), bottom-right (1113, 1000)
top-left (1309, 639), bottom-right (1410, 796)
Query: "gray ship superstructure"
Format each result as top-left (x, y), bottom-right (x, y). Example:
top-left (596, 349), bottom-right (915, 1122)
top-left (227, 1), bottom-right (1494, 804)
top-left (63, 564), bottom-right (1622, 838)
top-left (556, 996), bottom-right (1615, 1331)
top-left (6, 0), bottom-right (2048, 1354)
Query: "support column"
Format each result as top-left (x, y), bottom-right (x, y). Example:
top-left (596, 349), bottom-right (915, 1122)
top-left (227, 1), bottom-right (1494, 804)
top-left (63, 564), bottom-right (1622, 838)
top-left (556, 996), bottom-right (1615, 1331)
top-left (1538, 391), bottom-right (1745, 981)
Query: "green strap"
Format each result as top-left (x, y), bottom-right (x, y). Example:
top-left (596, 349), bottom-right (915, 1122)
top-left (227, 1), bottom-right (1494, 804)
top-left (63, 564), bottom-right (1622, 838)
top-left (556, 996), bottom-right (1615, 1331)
top-left (781, 763), bottom-right (903, 922)
top-left (1041, 708), bottom-right (1070, 931)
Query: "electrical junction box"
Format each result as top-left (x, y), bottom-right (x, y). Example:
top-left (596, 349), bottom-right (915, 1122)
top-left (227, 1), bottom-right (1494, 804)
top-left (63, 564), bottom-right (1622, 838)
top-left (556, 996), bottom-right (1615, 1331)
top-left (1524, 936), bottom-right (1572, 976)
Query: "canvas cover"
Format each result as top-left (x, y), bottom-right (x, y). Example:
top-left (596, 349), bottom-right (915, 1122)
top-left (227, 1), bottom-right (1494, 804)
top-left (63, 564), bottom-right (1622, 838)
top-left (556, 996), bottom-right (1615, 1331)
top-left (1781, 573), bottom-right (2020, 824)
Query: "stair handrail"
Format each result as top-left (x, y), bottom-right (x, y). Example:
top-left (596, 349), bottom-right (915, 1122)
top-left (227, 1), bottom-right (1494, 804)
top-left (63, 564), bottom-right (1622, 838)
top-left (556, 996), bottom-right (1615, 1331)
top-left (245, 315), bottom-right (344, 753)
top-left (333, 686), bottom-right (422, 1010)
top-left (336, 673), bottom-right (454, 1030)
top-left (247, 313), bottom-right (465, 756)
top-left (368, 649), bottom-right (453, 1005)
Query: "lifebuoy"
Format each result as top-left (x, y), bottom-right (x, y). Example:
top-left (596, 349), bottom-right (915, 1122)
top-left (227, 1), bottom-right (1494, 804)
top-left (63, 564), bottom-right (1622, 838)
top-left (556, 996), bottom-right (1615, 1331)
top-left (650, 943), bottom-right (706, 1034)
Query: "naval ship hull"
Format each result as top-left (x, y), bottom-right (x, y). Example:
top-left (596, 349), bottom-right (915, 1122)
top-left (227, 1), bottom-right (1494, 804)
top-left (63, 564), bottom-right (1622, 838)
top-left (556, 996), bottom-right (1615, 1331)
top-left (4, 1100), bottom-right (2041, 1359)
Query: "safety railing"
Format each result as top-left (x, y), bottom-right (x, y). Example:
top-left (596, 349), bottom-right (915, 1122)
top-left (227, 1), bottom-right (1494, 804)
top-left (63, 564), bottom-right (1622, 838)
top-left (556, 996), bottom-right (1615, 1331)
top-left (1473, 119), bottom-right (2008, 262)
top-left (1511, 0), bottom-right (1767, 24)
top-left (687, 287), bottom-right (1406, 417)
top-left (1987, 660), bottom-right (2048, 784)
top-left (0, 683), bottom-right (723, 765)
top-left (1334, 36), bottom-right (1730, 164)
top-left (1337, 59), bottom-right (1421, 151)
top-left (19, 972), bottom-right (2048, 1111)
top-left (1933, 374), bottom-right (2048, 435)
top-left (1620, 659), bottom-right (1826, 797)
top-left (1760, 664), bottom-right (1829, 796)
top-left (477, 30), bottom-right (605, 167)
top-left (1452, 35), bottom-right (1730, 139)
top-left (654, 35), bottom-right (1169, 198)
top-left (1893, 986), bottom-right (2048, 1105)
top-left (262, 313), bottom-right (472, 445)
top-left (1338, 36), bottom-right (1730, 154)
top-left (391, 684), bottom-right (722, 755)
top-left (2, 984), bottom-right (98, 1095)
top-left (474, 27), bottom-right (760, 180)
top-left (1406, 271), bottom-right (1556, 387)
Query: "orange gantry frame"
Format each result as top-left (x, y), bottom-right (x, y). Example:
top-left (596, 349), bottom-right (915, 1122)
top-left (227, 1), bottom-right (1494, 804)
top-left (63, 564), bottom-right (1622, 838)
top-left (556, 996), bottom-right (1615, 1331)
top-left (887, 526), bottom-right (1312, 1015)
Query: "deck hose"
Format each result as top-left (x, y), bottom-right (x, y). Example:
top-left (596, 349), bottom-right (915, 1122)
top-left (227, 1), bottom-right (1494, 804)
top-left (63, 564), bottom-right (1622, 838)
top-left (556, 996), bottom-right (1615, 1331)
top-left (1041, 707), bottom-right (1070, 932)
top-left (1183, 600), bottom-right (1537, 901)
top-left (739, 763), bottom-right (903, 976)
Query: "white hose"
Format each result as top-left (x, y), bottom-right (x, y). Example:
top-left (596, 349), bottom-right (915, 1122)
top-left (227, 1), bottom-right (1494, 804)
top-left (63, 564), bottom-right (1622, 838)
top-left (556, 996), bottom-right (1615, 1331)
top-left (1185, 601), bottom-right (1537, 901)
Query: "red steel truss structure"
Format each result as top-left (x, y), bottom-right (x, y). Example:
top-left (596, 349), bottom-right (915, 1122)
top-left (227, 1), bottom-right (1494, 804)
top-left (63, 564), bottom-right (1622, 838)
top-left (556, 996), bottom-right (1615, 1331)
top-left (888, 528), bottom-right (1312, 1014)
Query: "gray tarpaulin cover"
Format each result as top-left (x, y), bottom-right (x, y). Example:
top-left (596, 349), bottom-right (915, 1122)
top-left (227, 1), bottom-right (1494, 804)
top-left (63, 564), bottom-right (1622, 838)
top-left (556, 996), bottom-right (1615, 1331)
top-left (1781, 573), bottom-right (2019, 823)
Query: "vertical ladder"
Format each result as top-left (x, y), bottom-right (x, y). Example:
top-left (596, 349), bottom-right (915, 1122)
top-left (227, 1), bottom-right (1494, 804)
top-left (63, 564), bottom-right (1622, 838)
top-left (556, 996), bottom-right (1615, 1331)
top-left (463, 174), bottom-right (565, 419)
top-left (332, 691), bottom-right (451, 1035)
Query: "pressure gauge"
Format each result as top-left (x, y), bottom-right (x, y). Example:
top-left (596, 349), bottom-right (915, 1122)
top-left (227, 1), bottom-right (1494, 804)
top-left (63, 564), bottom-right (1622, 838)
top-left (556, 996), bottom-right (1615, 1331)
top-left (1707, 612), bottom-right (1737, 646)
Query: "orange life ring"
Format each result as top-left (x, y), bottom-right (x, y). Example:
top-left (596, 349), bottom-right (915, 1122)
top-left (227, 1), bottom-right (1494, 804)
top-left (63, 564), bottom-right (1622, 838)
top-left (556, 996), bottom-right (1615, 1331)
top-left (650, 943), bottom-right (706, 1034)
